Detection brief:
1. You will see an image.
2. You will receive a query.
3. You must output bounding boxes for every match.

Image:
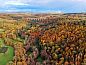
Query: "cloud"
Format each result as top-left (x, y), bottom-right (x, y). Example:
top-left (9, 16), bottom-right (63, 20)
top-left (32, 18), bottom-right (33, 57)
top-left (0, 0), bottom-right (86, 13)
top-left (71, 0), bottom-right (86, 2)
top-left (5, 1), bottom-right (28, 6)
top-left (3, 0), bottom-right (53, 6)
top-left (5, 9), bottom-right (32, 12)
top-left (1, 0), bottom-right (86, 7)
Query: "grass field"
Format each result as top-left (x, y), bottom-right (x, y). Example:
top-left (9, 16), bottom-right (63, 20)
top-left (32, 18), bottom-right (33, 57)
top-left (0, 46), bottom-right (14, 65)
top-left (0, 38), bottom-right (14, 65)
top-left (0, 38), bottom-right (4, 47)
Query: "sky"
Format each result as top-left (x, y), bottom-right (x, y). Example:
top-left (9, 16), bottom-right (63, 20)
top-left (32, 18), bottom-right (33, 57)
top-left (0, 0), bottom-right (86, 13)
